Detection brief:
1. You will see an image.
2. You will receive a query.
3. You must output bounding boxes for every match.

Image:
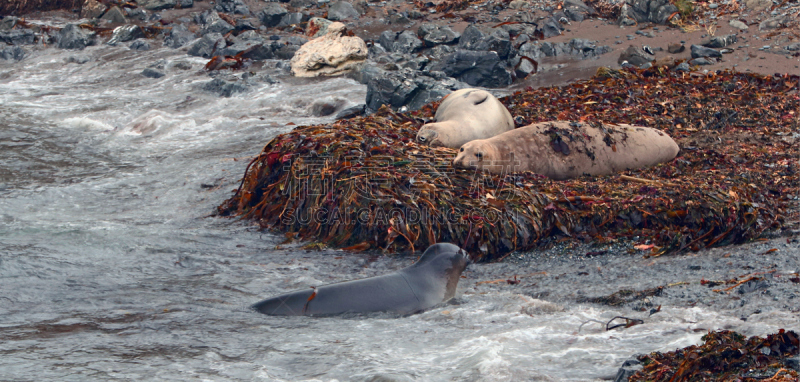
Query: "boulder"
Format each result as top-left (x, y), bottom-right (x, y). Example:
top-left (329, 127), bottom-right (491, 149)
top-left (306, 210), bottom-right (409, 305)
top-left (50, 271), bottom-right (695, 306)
top-left (327, 1), bottom-right (359, 21)
top-left (100, 6), bottom-right (127, 23)
top-left (0, 29), bottom-right (35, 45)
top-left (277, 12), bottom-right (306, 27)
top-left (365, 68), bottom-right (467, 111)
top-left (106, 25), bottom-right (144, 45)
top-left (290, 22), bottom-right (368, 77)
top-left (458, 24), bottom-right (513, 59)
top-left (618, 45), bottom-right (654, 67)
top-left (702, 34), bottom-right (736, 48)
top-left (57, 23), bottom-right (96, 50)
top-left (129, 39), bottom-right (151, 51)
top-left (164, 24), bottom-right (196, 48)
top-left (201, 76), bottom-right (250, 97)
top-left (80, 0), bottom-right (106, 19)
top-left (417, 23), bottom-right (459, 46)
top-left (0, 16), bottom-right (18, 30)
top-left (187, 33), bottom-right (225, 58)
top-left (564, 0), bottom-right (594, 21)
top-left (0, 44), bottom-right (24, 60)
top-left (427, 50), bottom-right (512, 88)
top-left (690, 44), bottom-right (722, 58)
top-left (205, 18), bottom-right (234, 35)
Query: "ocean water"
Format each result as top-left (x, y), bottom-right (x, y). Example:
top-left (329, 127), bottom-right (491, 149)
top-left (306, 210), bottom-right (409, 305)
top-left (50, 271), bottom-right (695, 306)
top-left (1, 35), bottom-right (797, 381)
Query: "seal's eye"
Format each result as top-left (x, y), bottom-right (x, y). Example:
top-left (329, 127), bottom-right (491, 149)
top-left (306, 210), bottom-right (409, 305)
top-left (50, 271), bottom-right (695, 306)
top-left (475, 152), bottom-right (483, 160)
top-left (460, 147), bottom-right (464, 152)
top-left (419, 136), bottom-right (426, 142)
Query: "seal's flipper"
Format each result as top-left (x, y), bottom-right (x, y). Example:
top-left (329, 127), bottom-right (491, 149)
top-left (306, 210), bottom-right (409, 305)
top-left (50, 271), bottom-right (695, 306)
top-left (464, 90), bottom-right (489, 105)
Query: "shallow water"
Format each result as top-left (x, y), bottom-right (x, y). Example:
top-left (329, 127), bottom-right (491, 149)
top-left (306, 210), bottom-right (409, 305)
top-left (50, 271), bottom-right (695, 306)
top-left (1, 38), bottom-right (796, 381)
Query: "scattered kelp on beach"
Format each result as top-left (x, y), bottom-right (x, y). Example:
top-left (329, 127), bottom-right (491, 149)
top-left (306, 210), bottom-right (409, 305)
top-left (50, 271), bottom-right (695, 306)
top-left (217, 68), bottom-right (799, 261)
top-left (630, 330), bottom-right (800, 382)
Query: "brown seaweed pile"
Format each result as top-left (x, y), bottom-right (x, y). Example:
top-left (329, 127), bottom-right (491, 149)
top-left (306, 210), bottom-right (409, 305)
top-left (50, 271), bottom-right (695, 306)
top-left (217, 68), bottom-right (798, 261)
top-left (630, 330), bottom-right (800, 382)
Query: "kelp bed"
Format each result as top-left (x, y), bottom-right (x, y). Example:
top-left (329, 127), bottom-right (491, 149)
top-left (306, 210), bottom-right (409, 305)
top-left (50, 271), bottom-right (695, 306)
top-left (629, 330), bottom-right (799, 381)
top-left (217, 68), bottom-right (799, 261)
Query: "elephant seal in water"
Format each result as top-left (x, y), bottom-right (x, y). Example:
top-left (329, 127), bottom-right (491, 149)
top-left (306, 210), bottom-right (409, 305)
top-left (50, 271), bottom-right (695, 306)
top-left (252, 243), bottom-right (470, 316)
top-left (416, 88), bottom-right (514, 148)
top-left (453, 121), bottom-right (679, 179)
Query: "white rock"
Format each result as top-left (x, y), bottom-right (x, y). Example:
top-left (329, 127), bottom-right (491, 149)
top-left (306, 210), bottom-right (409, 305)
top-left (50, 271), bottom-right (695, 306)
top-left (290, 22), bottom-right (367, 78)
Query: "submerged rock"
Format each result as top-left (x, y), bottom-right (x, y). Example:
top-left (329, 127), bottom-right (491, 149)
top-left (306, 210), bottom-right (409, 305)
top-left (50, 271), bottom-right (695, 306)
top-left (0, 29), bottom-right (35, 45)
top-left (291, 22), bottom-right (367, 77)
top-left (0, 44), bottom-right (24, 61)
top-left (129, 39), bottom-right (151, 51)
top-left (141, 68), bottom-right (166, 78)
top-left (58, 24), bottom-right (96, 50)
top-left (164, 24), bottom-right (196, 49)
top-left (187, 33), bottom-right (225, 58)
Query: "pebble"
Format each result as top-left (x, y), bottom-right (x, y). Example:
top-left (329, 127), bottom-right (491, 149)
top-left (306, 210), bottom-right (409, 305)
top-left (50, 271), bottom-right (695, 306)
top-left (709, 3), bottom-right (718, 8)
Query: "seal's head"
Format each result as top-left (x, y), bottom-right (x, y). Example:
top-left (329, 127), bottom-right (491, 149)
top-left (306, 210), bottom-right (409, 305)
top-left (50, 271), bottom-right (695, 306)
top-left (416, 124), bottom-right (442, 146)
top-left (412, 243), bottom-right (471, 300)
top-left (453, 139), bottom-right (498, 171)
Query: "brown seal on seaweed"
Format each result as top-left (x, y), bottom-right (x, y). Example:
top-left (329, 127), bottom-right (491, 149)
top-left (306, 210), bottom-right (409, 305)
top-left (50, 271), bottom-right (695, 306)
top-left (252, 243), bottom-right (470, 316)
top-left (416, 88), bottom-right (514, 148)
top-left (452, 121), bottom-right (680, 179)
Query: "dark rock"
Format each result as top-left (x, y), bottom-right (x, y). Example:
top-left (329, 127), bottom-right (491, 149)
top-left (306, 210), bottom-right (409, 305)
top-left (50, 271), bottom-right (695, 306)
top-left (58, 24), bottom-right (96, 50)
top-left (667, 43), bottom-right (685, 53)
top-left (272, 43), bottom-right (299, 59)
top-left (417, 23), bottom-right (459, 46)
top-left (564, 0), bottom-right (594, 21)
top-left (238, 30), bottom-right (263, 41)
top-left (428, 50), bottom-right (512, 88)
top-left (702, 34), bottom-right (737, 48)
top-left (335, 104), bottom-right (366, 119)
top-left (258, 3), bottom-right (289, 28)
top-left (613, 358), bottom-right (643, 382)
top-left (164, 24), bottom-right (196, 48)
top-left (220, 41), bottom-right (273, 60)
top-left (392, 30), bottom-right (422, 54)
top-left (618, 45), bottom-right (655, 67)
top-left (759, 16), bottom-right (790, 31)
top-left (215, 0), bottom-right (249, 15)
top-left (285, 35), bottom-right (308, 45)
top-left (0, 16), bottom-right (18, 31)
top-left (428, 44), bottom-right (455, 60)
top-left (327, 1), bottom-right (360, 21)
top-left (107, 25), bottom-right (144, 46)
top-left (688, 57), bottom-right (713, 65)
top-left (512, 56), bottom-right (537, 78)
top-left (738, 279), bottom-right (770, 294)
top-left (672, 61), bottom-right (690, 71)
top-left (201, 77), bottom-right (250, 97)
top-left (690, 44), bottom-right (722, 58)
top-left (80, 0), bottom-right (106, 19)
top-left (235, 18), bottom-right (257, 32)
top-left (538, 16), bottom-right (563, 38)
top-left (169, 60), bottom-right (193, 70)
top-left (458, 25), bottom-right (513, 59)
top-left (129, 39), bottom-right (151, 51)
top-left (348, 62), bottom-right (384, 84)
top-left (379, 30), bottom-right (396, 52)
top-left (129, 8), bottom-right (150, 21)
top-left (206, 19), bottom-right (235, 35)
top-left (100, 6), bottom-right (127, 23)
top-left (290, 0), bottom-right (315, 8)
top-left (187, 33), bottom-right (225, 58)
top-left (388, 12), bottom-right (412, 25)
top-left (66, 54), bottom-right (91, 64)
top-left (787, 355), bottom-right (800, 371)
top-left (0, 45), bottom-right (24, 61)
top-left (141, 68), bottom-right (166, 78)
top-left (310, 100), bottom-right (344, 116)
top-left (652, 4), bottom-right (678, 24)
top-left (277, 12), bottom-right (306, 27)
top-left (143, 0), bottom-right (176, 11)
top-left (365, 68), bottom-right (464, 111)
top-left (786, 43), bottom-right (800, 52)
top-left (0, 29), bottom-right (35, 45)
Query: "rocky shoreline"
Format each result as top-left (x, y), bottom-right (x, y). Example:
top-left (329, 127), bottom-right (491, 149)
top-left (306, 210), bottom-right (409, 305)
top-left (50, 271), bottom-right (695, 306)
top-left (2, 0), bottom-right (798, 115)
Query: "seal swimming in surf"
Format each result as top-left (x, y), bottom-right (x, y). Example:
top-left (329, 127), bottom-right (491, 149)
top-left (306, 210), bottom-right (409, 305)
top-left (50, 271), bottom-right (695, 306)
top-left (416, 88), bottom-right (514, 148)
top-left (453, 121), bottom-right (679, 179)
top-left (252, 243), bottom-right (470, 316)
